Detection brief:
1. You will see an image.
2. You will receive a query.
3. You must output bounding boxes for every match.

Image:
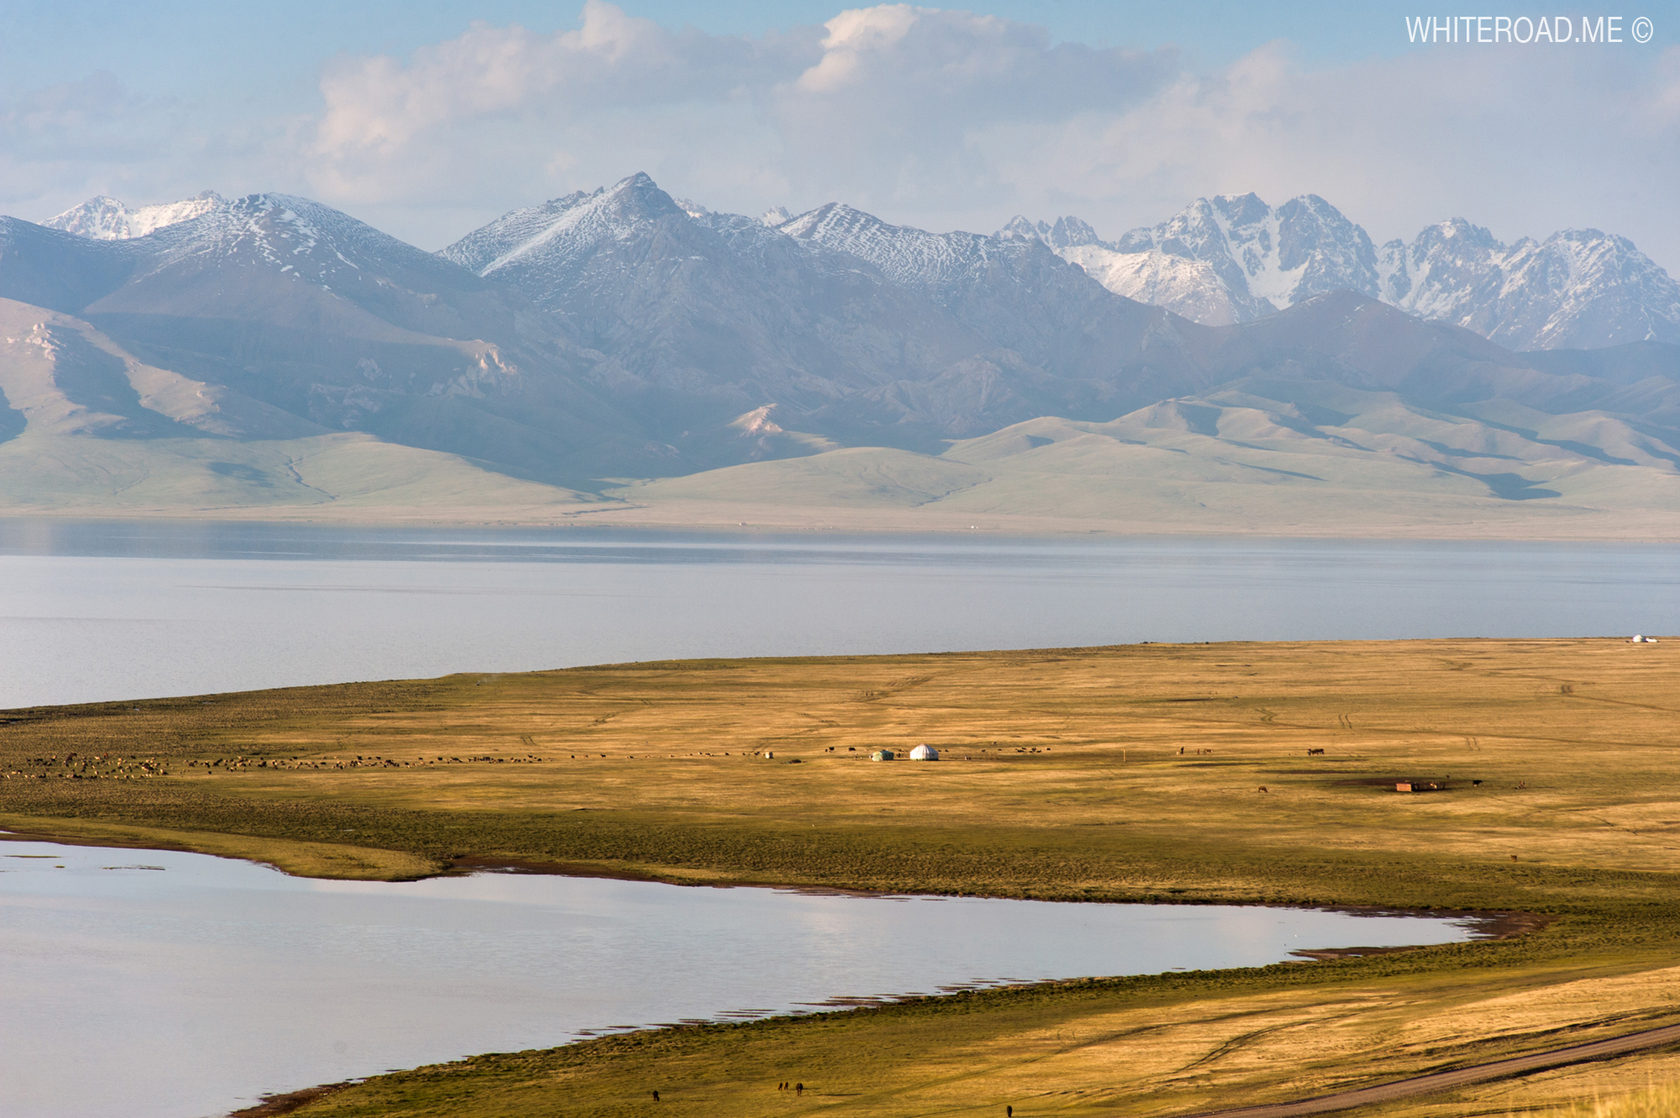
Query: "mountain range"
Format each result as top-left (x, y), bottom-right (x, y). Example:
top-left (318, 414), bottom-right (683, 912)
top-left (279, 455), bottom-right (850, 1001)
top-left (1003, 194), bottom-right (1680, 351)
top-left (0, 175), bottom-right (1676, 536)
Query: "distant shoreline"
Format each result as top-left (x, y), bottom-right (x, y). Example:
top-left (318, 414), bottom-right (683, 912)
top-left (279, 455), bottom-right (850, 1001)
top-left (3, 503), bottom-right (1680, 541)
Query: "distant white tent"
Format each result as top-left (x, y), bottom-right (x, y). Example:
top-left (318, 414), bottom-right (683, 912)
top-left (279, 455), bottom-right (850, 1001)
top-left (909, 744), bottom-right (939, 761)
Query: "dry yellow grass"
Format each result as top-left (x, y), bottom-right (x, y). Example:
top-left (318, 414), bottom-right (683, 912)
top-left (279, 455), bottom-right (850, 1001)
top-left (6, 637), bottom-right (1680, 1116)
top-left (1533, 1081), bottom-right (1680, 1117)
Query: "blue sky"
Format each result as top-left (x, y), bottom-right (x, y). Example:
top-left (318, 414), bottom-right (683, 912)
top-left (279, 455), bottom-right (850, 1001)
top-left (1, 1), bottom-right (1418, 90)
top-left (4, 1), bottom-right (1677, 268)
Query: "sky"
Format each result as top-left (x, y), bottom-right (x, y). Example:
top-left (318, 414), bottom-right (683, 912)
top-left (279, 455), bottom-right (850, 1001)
top-left (4, 0), bottom-right (1679, 270)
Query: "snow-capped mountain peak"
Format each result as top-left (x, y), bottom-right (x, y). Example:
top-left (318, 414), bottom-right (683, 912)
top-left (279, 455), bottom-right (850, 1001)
top-left (1001, 192), bottom-right (1679, 349)
top-left (998, 215), bottom-right (1103, 250)
top-left (93, 192), bottom-right (481, 312)
top-left (1111, 192), bottom-right (1379, 309)
top-left (1381, 223), bottom-right (1680, 349)
top-left (45, 191), bottom-right (224, 240)
top-left (440, 172), bottom-right (682, 279)
top-left (1002, 199), bottom-right (1279, 325)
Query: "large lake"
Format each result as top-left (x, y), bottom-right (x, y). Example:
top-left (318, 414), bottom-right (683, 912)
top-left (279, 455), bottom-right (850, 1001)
top-left (0, 518), bottom-right (1656, 1118)
top-left (0, 519), bottom-right (1673, 709)
top-left (0, 838), bottom-right (1482, 1118)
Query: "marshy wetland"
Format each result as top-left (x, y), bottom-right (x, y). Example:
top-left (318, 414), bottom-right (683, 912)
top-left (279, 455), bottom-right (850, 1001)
top-left (3, 637), bottom-right (1680, 1115)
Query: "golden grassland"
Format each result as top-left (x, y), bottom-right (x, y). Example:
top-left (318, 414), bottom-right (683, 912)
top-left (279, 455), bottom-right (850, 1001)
top-left (1541, 1082), bottom-right (1680, 1117)
top-left (6, 638), bottom-right (1680, 1116)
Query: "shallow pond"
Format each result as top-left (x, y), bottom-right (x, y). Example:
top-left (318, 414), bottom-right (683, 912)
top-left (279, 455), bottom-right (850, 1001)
top-left (0, 838), bottom-right (1485, 1118)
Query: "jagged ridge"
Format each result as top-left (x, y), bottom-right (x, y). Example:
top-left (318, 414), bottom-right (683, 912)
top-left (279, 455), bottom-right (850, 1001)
top-left (1002, 194), bottom-right (1680, 350)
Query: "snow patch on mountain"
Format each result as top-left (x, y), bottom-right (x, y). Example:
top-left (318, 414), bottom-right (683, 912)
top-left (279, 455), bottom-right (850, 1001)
top-left (1381, 222), bottom-right (1680, 350)
top-left (67, 190), bottom-right (486, 322)
top-left (46, 192), bottom-right (224, 240)
top-left (139, 194), bottom-right (365, 278)
top-left (1006, 193), bottom-right (1680, 349)
top-left (439, 193), bottom-right (593, 276)
top-left (440, 173), bottom-right (684, 286)
top-left (1111, 193), bottom-right (1381, 309)
top-left (998, 215), bottom-right (1103, 251)
top-left (775, 202), bottom-right (1039, 292)
top-left (1058, 244), bottom-right (1258, 327)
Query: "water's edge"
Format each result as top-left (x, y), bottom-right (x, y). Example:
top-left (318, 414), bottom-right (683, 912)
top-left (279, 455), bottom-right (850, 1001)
top-left (0, 829), bottom-right (1528, 1118)
top-left (0, 826), bottom-right (1533, 935)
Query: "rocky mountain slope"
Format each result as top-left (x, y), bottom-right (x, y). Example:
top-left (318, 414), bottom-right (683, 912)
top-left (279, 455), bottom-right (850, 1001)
top-left (441, 175), bottom-right (1205, 456)
top-left (1004, 194), bottom-right (1680, 351)
top-left (1379, 220), bottom-right (1680, 350)
top-left (2, 193), bottom-right (645, 483)
top-left (0, 176), bottom-right (1676, 532)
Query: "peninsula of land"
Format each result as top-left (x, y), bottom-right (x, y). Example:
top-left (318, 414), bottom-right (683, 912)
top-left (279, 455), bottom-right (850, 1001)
top-left (4, 638), bottom-right (1680, 1116)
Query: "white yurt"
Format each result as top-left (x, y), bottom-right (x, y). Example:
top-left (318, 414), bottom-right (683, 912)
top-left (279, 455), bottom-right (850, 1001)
top-left (909, 744), bottom-right (939, 761)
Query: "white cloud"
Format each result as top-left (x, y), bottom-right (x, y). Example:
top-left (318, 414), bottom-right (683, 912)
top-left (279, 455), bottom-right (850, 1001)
top-left (306, 1), bottom-right (817, 213)
top-left (0, 71), bottom-right (154, 178)
top-left (795, 5), bottom-right (922, 92)
top-left (0, 73), bottom-right (250, 220)
top-left (300, 3), bottom-right (1180, 243)
top-left (953, 35), bottom-right (1680, 273)
top-left (0, 67), bottom-right (322, 225)
top-left (1072, 42), bottom-right (1680, 262)
top-left (3, 3), bottom-right (1675, 275)
top-left (313, 3), bottom-right (680, 160)
top-left (764, 6), bottom-right (1176, 221)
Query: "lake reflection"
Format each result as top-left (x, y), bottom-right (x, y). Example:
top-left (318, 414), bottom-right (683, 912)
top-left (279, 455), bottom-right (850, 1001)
top-left (0, 839), bottom-right (1480, 1118)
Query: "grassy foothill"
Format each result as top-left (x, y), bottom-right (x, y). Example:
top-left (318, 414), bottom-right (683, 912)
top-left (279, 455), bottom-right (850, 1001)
top-left (6, 638), bottom-right (1680, 1116)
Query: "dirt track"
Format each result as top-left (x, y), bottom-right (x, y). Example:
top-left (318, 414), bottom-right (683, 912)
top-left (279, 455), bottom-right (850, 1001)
top-left (1182, 1022), bottom-right (1680, 1117)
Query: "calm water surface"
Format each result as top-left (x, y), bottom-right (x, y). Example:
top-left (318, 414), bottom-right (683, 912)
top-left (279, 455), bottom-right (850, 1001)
top-left (0, 838), bottom-right (1482, 1118)
top-left (0, 519), bottom-right (1651, 1118)
top-left (0, 519), bottom-right (1673, 708)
